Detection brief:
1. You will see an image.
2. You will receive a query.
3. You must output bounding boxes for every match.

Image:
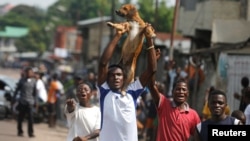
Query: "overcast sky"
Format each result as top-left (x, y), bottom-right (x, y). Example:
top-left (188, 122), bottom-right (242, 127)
top-left (0, 0), bottom-right (175, 10)
top-left (0, 0), bottom-right (58, 9)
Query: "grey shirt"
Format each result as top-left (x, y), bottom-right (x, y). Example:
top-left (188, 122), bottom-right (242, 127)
top-left (14, 77), bottom-right (37, 105)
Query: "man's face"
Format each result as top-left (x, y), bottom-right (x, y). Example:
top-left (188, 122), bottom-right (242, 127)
top-left (208, 94), bottom-right (227, 117)
top-left (26, 70), bottom-right (34, 78)
top-left (173, 82), bottom-right (189, 104)
top-left (107, 67), bottom-right (124, 91)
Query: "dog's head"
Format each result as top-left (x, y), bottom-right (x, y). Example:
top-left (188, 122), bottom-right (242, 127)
top-left (115, 4), bottom-right (137, 20)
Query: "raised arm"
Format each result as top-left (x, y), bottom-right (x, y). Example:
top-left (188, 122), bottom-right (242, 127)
top-left (148, 48), bottom-right (161, 105)
top-left (97, 26), bottom-right (126, 86)
top-left (139, 25), bottom-right (157, 87)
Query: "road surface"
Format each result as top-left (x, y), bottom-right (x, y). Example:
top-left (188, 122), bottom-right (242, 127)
top-left (0, 119), bottom-right (68, 141)
top-left (0, 68), bottom-right (21, 79)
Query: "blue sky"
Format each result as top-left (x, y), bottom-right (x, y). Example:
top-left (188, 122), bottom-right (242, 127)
top-left (0, 0), bottom-right (175, 9)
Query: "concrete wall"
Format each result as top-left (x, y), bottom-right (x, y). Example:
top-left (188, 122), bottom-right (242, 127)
top-left (178, 0), bottom-right (241, 36)
top-left (88, 23), bottom-right (110, 61)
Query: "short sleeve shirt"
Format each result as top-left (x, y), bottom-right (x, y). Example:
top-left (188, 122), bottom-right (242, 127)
top-left (156, 94), bottom-right (200, 141)
top-left (98, 79), bottom-right (144, 141)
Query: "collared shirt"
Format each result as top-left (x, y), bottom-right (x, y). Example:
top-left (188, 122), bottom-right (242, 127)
top-left (171, 100), bottom-right (189, 112)
top-left (156, 94), bottom-right (200, 141)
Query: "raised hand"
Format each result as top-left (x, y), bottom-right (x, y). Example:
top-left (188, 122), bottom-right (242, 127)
top-left (144, 23), bottom-right (156, 38)
top-left (155, 48), bottom-right (161, 61)
top-left (66, 99), bottom-right (75, 113)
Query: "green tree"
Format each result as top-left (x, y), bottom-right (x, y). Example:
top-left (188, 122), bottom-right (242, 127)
top-left (157, 1), bottom-right (174, 32)
top-left (47, 0), bottom-right (120, 26)
top-left (0, 0), bottom-right (174, 53)
top-left (137, 0), bottom-right (173, 32)
top-left (0, 5), bottom-right (49, 52)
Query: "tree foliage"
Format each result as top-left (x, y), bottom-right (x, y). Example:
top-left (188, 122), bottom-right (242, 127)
top-left (0, 5), bottom-right (49, 52)
top-left (47, 0), bottom-right (119, 26)
top-left (137, 0), bottom-right (174, 32)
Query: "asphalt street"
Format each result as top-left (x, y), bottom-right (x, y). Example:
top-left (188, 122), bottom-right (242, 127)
top-left (0, 67), bottom-right (68, 141)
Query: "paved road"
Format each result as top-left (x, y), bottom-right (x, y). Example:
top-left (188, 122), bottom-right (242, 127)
top-left (0, 68), bottom-right (69, 141)
top-left (0, 68), bottom-right (21, 79)
top-left (0, 119), bottom-right (68, 141)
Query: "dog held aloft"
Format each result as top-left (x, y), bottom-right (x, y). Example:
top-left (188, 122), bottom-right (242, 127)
top-left (107, 4), bottom-right (156, 95)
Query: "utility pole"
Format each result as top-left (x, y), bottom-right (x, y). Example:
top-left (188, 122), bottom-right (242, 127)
top-left (154, 0), bottom-right (159, 28)
top-left (169, 0), bottom-right (180, 61)
top-left (110, 0), bottom-right (115, 41)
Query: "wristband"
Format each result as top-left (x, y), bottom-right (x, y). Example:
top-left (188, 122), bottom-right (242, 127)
top-left (147, 46), bottom-right (154, 50)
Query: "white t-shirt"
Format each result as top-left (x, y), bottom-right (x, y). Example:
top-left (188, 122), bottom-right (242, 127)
top-left (36, 79), bottom-right (47, 103)
top-left (65, 104), bottom-right (101, 141)
top-left (98, 79), bottom-right (144, 141)
top-left (244, 104), bottom-right (250, 125)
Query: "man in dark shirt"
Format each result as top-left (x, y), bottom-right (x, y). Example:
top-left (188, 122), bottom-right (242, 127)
top-left (13, 66), bottom-right (37, 137)
top-left (194, 89), bottom-right (242, 141)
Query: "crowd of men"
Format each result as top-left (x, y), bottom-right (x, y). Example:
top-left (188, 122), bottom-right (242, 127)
top-left (10, 23), bottom-right (250, 141)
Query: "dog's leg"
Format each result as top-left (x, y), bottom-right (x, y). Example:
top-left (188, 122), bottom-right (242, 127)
top-left (120, 59), bottom-right (135, 96)
top-left (107, 22), bottom-right (130, 34)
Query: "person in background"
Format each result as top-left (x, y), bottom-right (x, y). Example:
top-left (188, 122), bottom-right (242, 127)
top-left (164, 60), bottom-right (177, 98)
top-left (231, 110), bottom-right (246, 125)
top-left (201, 86), bottom-right (230, 121)
top-left (86, 72), bottom-right (99, 106)
top-left (47, 73), bottom-right (61, 128)
top-left (12, 66), bottom-right (37, 137)
top-left (194, 89), bottom-right (242, 141)
top-left (34, 69), bottom-right (48, 123)
top-left (234, 76), bottom-right (249, 112)
top-left (243, 86), bottom-right (250, 125)
top-left (87, 72), bottom-right (97, 90)
top-left (175, 66), bottom-right (187, 83)
top-left (136, 95), bottom-right (146, 139)
top-left (185, 56), bottom-right (205, 107)
top-left (65, 75), bottom-right (84, 102)
top-left (65, 82), bottom-right (101, 141)
top-left (97, 24), bottom-right (157, 141)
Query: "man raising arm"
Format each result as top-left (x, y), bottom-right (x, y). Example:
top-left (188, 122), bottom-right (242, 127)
top-left (97, 24), bottom-right (157, 141)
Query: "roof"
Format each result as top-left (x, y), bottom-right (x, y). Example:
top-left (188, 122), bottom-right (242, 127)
top-left (156, 32), bottom-right (190, 42)
top-left (189, 38), bottom-right (250, 55)
top-left (77, 16), bottom-right (111, 27)
top-left (0, 26), bottom-right (29, 38)
top-left (0, 4), bottom-right (14, 15)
